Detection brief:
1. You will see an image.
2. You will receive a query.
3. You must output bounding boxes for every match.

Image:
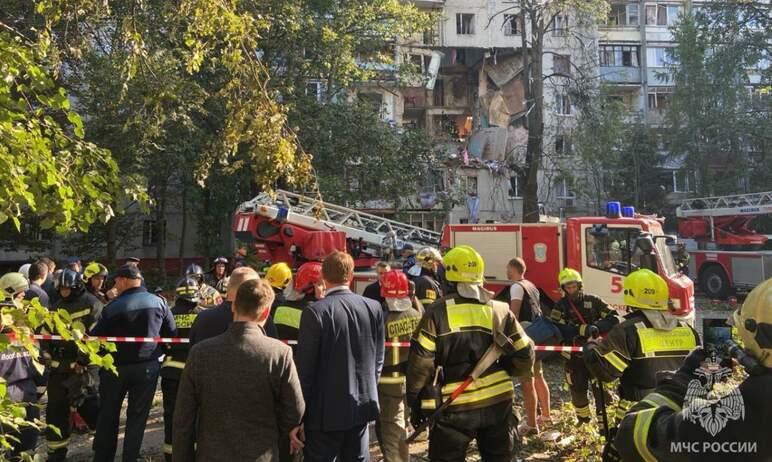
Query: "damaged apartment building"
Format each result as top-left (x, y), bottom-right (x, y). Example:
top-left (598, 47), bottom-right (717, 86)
top-left (356, 0), bottom-right (592, 227)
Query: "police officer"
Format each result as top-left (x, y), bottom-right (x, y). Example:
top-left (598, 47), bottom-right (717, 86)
top-left (185, 263), bottom-right (221, 309)
top-left (44, 268), bottom-right (103, 461)
top-left (406, 245), bottom-right (535, 460)
top-left (550, 268), bottom-right (620, 424)
top-left (412, 247), bottom-right (444, 306)
top-left (376, 270), bottom-right (422, 462)
top-left (265, 262), bottom-right (293, 305)
top-left (161, 277), bottom-right (202, 461)
top-left (614, 277), bottom-right (772, 461)
top-left (0, 272), bottom-right (40, 459)
top-left (271, 262), bottom-right (322, 347)
top-left (583, 268), bottom-right (700, 460)
top-left (84, 261), bottom-right (109, 303)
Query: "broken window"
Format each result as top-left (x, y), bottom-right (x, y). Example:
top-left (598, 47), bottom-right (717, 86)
top-left (503, 14), bottom-right (519, 36)
top-left (607, 4), bottom-right (639, 26)
top-left (556, 93), bottom-right (572, 115)
top-left (599, 45), bottom-right (639, 67)
top-left (554, 54), bottom-right (571, 75)
top-left (457, 14), bottom-right (475, 35)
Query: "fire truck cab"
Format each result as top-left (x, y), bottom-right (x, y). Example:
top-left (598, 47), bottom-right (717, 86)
top-left (441, 206), bottom-right (694, 316)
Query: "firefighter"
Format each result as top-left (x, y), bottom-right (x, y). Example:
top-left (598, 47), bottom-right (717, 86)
top-left (44, 268), bottom-right (103, 461)
top-left (615, 277), bottom-right (772, 461)
top-left (412, 247), bottom-right (444, 306)
top-left (550, 268), bottom-right (621, 424)
top-left (161, 276), bottom-right (202, 461)
top-left (376, 270), bottom-right (422, 462)
top-left (185, 263), bottom-right (221, 308)
top-left (83, 262), bottom-right (109, 303)
top-left (406, 245), bottom-right (535, 461)
top-left (271, 262), bottom-right (322, 347)
top-left (265, 262), bottom-right (293, 305)
top-left (583, 268), bottom-right (700, 461)
top-left (0, 272), bottom-right (40, 459)
top-left (204, 256), bottom-right (230, 295)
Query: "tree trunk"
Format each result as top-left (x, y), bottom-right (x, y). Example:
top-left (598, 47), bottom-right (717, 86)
top-left (155, 181), bottom-right (168, 286)
top-left (523, 13), bottom-right (544, 223)
top-left (178, 181), bottom-right (188, 277)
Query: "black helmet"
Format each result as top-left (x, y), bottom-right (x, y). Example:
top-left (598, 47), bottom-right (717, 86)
top-left (175, 277), bottom-right (200, 303)
top-left (213, 256), bottom-right (228, 266)
top-left (185, 263), bottom-right (204, 279)
top-left (58, 268), bottom-right (84, 290)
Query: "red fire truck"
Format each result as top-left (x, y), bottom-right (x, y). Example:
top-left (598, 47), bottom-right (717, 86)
top-left (441, 205), bottom-right (694, 316)
top-left (676, 191), bottom-right (772, 299)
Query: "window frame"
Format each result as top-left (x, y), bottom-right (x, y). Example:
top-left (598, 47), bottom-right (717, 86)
top-left (555, 92), bottom-right (572, 115)
top-left (599, 45), bottom-right (640, 67)
top-left (503, 14), bottom-right (519, 36)
top-left (585, 227), bottom-right (643, 275)
top-left (554, 54), bottom-right (571, 75)
top-left (456, 13), bottom-right (476, 35)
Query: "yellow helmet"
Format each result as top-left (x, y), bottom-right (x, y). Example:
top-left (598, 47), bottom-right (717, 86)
top-left (84, 262), bottom-right (109, 280)
top-left (558, 268), bottom-right (582, 286)
top-left (444, 245), bottom-right (484, 283)
top-left (265, 262), bottom-right (292, 290)
top-left (732, 278), bottom-right (772, 367)
top-left (0, 272), bottom-right (29, 307)
top-left (623, 269), bottom-right (668, 310)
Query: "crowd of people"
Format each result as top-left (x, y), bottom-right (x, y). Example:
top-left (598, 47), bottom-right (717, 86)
top-left (0, 245), bottom-right (769, 461)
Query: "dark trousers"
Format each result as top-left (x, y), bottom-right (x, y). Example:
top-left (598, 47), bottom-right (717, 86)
top-left (7, 380), bottom-right (39, 460)
top-left (304, 424), bottom-right (369, 462)
top-left (161, 377), bottom-right (178, 462)
top-left (93, 361), bottom-right (160, 462)
top-left (566, 355), bottom-right (609, 422)
top-left (428, 400), bottom-right (517, 462)
top-left (45, 371), bottom-right (99, 461)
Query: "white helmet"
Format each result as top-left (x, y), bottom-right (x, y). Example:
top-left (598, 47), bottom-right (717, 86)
top-left (416, 247), bottom-right (443, 270)
top-left (18, 264), bottom-right (31, 281)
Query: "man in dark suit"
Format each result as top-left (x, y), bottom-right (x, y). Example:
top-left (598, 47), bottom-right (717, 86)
top-left (292, 251), bottom-right (385, 461)
top-left (361, 261), bottom-right (389, 304)
top-left (173, 278), bottom-right (305, 461)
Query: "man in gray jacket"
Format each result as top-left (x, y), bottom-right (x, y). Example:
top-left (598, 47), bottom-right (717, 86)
top-left (173, 278), bottom-right (305, 461)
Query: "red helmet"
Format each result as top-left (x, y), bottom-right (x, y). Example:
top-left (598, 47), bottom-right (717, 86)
top-left (294, 262), bottom-right (323, 292)
top-left (381, 270), bottom-right (409, 299)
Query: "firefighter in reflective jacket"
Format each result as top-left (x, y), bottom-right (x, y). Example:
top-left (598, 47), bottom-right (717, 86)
top-left (44, 269), bottom-right (103, 461)
top-left (271, 262), bottom-right (323, 347)
top-left (583, 268), bottom-right (700, 461)
top-left (411, 247), bottom-right (444, 306)
top-left (161, 277), bottom-right (202, 461)
top-left (407, 245), bottom-right (535, 461)
top-left (550, 268), bottom-right (621, 423)
top-left (0, 272), bottom-right (41, 459)
top-left (615, 277), bottom-right (772, 462)
top-left (376, 270), bottom-right (422, 462)
top-left (185, 263), bottom-right (221, 309)
top-left (266, 262), bottom-right (293, 305)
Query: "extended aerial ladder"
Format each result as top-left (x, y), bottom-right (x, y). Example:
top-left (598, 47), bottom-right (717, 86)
top-left (676, 191), bottom-right (772, 248)
top-left (234, 189), bottom-right (441, 264)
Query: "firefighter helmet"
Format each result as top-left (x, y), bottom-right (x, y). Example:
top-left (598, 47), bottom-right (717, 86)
top-left (416, 247), bottom-right (443, 270)
top-left (58, 268), bottom-right (84, 290)
top-left (0, 272), bottom-right (29, 303)
top-left (18, 263), bottom-right (31, 281)
top-left (185, 263), bottom-right (204, 280)
top-left (175, 276), bottom-right (201, 304)
top-left (266, 262), bottom-right (293, 290)
top-left (444, 245), bottom-right (485, 283)
top-left (84, 262), bottom-right (109, 280)
top-left (732, 277), bottom-right (772, 367)
top-left (213, 256), bottom-right (228, 266)
top-left (623, 269), bottom-right (668, 310)
top-left (381, 270), bottom-right (409, 299)
top-left (558, 268), bottom-right (583, 287)
top-left (294, 262), bottom-right (322, 292)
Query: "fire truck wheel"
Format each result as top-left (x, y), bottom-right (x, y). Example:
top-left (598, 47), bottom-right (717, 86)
top-left (700, 265), bottom-right (730, 300)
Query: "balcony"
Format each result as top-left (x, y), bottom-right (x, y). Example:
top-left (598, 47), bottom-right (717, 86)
top-left (600, 66), bottom-right (642, 84)
top-left (647, 67), bottom-right (674, 85)
top-left (411, 0), bottom-right (444, 7)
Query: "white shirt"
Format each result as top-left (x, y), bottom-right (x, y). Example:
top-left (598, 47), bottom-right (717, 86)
top-left (509, 282), bottom-right (524, 302)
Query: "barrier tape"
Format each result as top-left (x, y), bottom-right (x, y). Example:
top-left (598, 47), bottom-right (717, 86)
top-left (20, 334), bottom-right (582, 352)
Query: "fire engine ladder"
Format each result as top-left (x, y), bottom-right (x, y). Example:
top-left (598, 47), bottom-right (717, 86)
top-left (676, 191), bottom-right (772, 218)
top-left (237, 189), bottom-right (441, 251)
